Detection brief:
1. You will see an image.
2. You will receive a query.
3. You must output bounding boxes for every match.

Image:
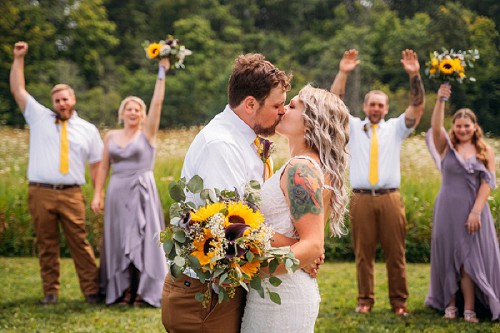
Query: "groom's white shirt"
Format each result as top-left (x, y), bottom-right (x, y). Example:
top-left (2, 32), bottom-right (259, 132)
top-left (182, 105), bottom-right (264, 207)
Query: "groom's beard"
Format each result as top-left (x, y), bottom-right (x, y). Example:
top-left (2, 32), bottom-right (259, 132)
top-left (254, 114), bottom-right (283, 137)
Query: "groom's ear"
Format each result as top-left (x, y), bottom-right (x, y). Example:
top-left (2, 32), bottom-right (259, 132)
top-left (242, 96), bottom-right (258, 115)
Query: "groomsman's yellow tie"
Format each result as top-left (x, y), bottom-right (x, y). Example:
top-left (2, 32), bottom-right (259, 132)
top-left (254, 137), bottom-right (274, 181)
top-left (58, 119), bottom-right (69, 174)
top-left (368, 124), bottom-right (379, 186)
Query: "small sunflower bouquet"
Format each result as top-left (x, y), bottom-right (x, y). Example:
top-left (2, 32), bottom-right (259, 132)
top-left (143, 35), bottom-right (192, 69)
top-left (160, 175), bottom-right (299, 306)
top-left (425, 48), bottom-right (479, 83)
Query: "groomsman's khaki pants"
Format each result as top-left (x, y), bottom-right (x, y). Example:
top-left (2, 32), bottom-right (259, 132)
top-left (162, 272), bottom-right (246, 333)
top-left (350, 190), bottom-right (409, 309)
top-left (29, 185), bottom-right (98, 296)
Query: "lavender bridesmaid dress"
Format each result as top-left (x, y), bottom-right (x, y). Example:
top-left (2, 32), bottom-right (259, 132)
top-left (425, 130), bottom-right (500, 320)
top-left (100, 132), bottom-right (167, 307)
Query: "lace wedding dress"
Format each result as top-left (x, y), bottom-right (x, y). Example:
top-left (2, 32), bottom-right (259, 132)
top-left (241, 156), bottom-right (323, 333)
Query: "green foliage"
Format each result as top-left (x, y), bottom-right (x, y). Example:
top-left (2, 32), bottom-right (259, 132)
top-left (1, 0), bottom-right (499, 131)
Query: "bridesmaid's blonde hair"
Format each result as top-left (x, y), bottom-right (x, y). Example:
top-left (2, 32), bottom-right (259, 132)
top-left (117, 96), bottom-right (147, 124)
top-left (299, 84), bottom-right (350, 236)
top-left (449, 108), bottom-right (489, 167)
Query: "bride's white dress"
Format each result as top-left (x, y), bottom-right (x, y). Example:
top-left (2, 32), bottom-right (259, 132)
top-left (241, 156), bottom-right (324, 333)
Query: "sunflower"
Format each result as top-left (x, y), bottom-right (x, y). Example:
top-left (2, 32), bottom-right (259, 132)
top-left (453, 58), bottom-right (464, 72)
top-left (439, 58), bottom-right (456, 75)
top-left (225, 202), bottom-right (264, 228)
top-left (146, 43), bottom-right (162, 59)
top-left (458, 72), bottom-right (465, 78)
top-left (191, 202), bottom-right (226, 223)
top-left (191, 229), bottom-right (217, 269)
top-left (230, 260), bottom-right (261, 279)
top-left (431, 58), bottom-right (439, 68)
top-left (240, 260), bottom-right (261, 278)
top-left (429, 67), bottom-right (437, 75)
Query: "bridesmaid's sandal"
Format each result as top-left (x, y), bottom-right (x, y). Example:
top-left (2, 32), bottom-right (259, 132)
top-left (117, 288), bottom-right (132, 306)
top-left (132, 294), bottom-right (151, 307)
top-left (443, 306), bottom-right (458, 319)
top-left (464, 310), bottom-right (479, 323)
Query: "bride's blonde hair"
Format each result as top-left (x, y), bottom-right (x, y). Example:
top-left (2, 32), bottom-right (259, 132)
top-left (299, 84), bottom-right (350, 236)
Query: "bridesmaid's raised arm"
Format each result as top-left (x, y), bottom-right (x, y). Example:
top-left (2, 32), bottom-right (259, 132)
top-left (143, 58), bottom-right (170, 143)
top-left (431, 83), bottom-right (451, 156)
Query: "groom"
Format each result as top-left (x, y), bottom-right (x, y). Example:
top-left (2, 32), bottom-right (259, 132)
top-left (161, 53), bottom-right (292, 332)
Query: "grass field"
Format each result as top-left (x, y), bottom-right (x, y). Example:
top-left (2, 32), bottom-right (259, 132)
top-left (0, 258), bottom-right (498, 332)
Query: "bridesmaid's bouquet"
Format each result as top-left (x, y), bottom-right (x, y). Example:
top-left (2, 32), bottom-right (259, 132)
top-left (160, 176), bottom-right (299, 306)
top-left (425, 48), bottom-right (479, 83)
top-left (143, 35), bottom-right (192, 69)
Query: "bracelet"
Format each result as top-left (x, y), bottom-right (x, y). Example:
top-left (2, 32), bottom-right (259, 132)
top-left (157, 65), bottom-right (166, 80)
top-left (471, 210), bottom-right (481, 215)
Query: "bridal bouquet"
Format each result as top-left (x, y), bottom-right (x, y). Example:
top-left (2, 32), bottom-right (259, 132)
top-left (425, 48), bottom-right (479, 83)
top-left (160, 176), bottom-right (299, 306)
top-left (143, 35), bottom-right (192, 69)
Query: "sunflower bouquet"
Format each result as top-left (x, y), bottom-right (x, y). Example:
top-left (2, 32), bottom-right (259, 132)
top-left (425, 48), bottom-right (479, 83)
top-left (160, 175), bottom-right (299, 306)
top-left (143, 35), bottom-right (192, 69)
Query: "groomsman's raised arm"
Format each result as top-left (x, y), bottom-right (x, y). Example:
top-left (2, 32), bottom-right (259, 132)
top-left (10, 41), bottom-right (30, 112)
top-left (330, 49), bottom-right (360, 101)
top-left (400, 49), bottom-right (425, 129)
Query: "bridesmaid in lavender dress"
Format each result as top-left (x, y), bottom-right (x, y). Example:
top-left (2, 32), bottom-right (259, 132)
top-left (425, 83), bottom-right (500, 322)
top-left (91, 58), bottom-right (170, 307)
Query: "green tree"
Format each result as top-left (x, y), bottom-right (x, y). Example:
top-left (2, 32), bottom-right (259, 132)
top-left (0, 0), bottom-right (57, 126)
top-left (62, 0), bottom-right (118, 87)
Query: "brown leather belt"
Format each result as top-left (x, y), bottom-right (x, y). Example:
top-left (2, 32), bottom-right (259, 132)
top-left (352, 188), bottom-right (398, 195)
top-left (29, 182), bottom-right (80, 190)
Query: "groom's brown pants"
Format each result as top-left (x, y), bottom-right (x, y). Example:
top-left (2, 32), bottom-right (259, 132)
top-left (161, 272), bottom-right (246, 333)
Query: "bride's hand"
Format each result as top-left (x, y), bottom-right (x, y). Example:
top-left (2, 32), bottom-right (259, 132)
top-left (302, 253), bottom-right (325, 278)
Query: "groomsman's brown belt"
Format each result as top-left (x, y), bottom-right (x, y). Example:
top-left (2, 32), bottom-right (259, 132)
top-left (29, 182), bottom-right (80, 190)
top-left (352, 188), bottom-right (398, 195)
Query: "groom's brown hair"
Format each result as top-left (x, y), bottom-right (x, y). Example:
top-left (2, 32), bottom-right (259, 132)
top-left (227, 53), bottom-right (291, 108)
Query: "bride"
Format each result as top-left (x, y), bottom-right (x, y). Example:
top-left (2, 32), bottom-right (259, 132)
top-left (241, 84), bottom-right (350, 332)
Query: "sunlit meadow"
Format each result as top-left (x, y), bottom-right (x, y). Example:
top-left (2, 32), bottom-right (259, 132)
top-left (0, 126), bottom-right (499, 258)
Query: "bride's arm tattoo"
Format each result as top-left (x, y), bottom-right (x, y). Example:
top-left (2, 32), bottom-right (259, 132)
top-left (286, 163), bottom-right (323, 221)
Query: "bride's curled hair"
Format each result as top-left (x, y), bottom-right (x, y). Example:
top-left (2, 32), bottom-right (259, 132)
top-left (299, 84), bottom-right (350, 237)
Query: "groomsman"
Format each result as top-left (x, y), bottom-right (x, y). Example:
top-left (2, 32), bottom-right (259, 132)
top-left (10, 41), bottom-right (103, 305)
top-left (330, 49), bottom-right (425, 316)
top-left (161, 53), bottom-right (292, 332)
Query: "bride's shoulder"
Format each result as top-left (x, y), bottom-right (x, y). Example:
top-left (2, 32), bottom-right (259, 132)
top-left (281, 156), bottom-right (323, 180)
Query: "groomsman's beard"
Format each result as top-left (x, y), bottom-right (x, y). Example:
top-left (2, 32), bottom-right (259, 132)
top-left (254, 115), bottom-right (283, 137)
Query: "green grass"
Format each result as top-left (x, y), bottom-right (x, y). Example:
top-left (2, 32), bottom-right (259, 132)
top-left (0, 258), bottom-right (498, 332)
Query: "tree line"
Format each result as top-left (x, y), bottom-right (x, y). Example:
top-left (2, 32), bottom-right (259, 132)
top-left (0, 0), bottom-right (498, 134)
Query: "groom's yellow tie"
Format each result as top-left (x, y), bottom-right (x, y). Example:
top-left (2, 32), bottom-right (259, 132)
top-left (58, 119), bottom-right (69, 174)
top-left (368, 124), bottom-right (379, 186)
top-left (254, 137), bottom-right (274, 181)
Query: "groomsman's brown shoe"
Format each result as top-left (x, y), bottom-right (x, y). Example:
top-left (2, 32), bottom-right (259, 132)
top-left (85, 294), bottom-right (99, 304)
top-left (393, 306), bottom-right (410, 317)
top-left (355, 304), bottom-right (372, 314)
top-left (40, 294), bottom-right (58, 305)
